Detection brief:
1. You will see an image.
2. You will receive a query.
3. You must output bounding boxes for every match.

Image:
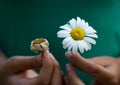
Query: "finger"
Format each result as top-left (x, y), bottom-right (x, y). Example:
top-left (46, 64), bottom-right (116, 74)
top-left (4, 55), bottom-right (42, 75)
top-left (65, 51), bottom-right (114, 81)
top-left (19, 70), bottom-right (38, 78)
top-left (8, 51), bottom-right (54, 85)
top-left (66, 64), bottom-right (85, 85)
top-left (50, 54), bottom-right (64, 85)
top-left (36, 51), bottom-right (54, 85)
top-left (21, 51), bottom-right (54, 85)
top-left (88, 57), bottom-right (115, 67)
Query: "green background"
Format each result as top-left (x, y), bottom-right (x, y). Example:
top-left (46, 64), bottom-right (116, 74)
top-left (0, 0), bottom-right (120, 84)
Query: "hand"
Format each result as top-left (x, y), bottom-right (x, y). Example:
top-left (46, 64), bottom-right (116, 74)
top-left (0, 50), bottom-right (64, 85)
top-left (65, 51), bottom-right (120, 85)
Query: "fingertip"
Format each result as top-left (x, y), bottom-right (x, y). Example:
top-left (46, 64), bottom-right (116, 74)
top-left (65, 51), bottom-right (82, 59)
top-left (40, 51), bottom-right (53, 68)
top-left (65, 51), bottom-right (73, 58)
top-left (41, 50), bottom-right (51, 60)
top-left (66, 64), bottom-right (71, 72)
top-left (66, 64), bottom-right (74, 72)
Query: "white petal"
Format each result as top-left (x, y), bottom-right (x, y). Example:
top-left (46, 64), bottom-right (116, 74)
top-left (81, 22), bottom-right (89, 30)
top-left (72, 41), bottom-right (78, 53)
top-left (63, 39), bottom-right (73, 49)
top-left (85, 26), bottom-right (96, 33)
top-left (81, 40), bottom-right (90, 51)
top-left (79, 19), bottom-right (86, 29)
top-left (85, 42), bottom-right (92, 50)
top-left (89, 26), bottom-right (97, 32)
top-left (59, 24), bottom-right (71, 31)
top-left (77, 41), bottom-right (84, 53)
top-left (68, 39), bottom-right (74, 51)
top-left (69, 18), bottom-right (77, 28)
top-left (81, 19), bottom-right (85, 24)
top-left (57, 33), bottom-right (70, 38)
top-left (85, 22), bottom-right (89, 27)
top-left (84, 37), bottom-right (96, 44)
top-left (68, 43), bottom-right (73, 51)
top-left (77, 17), bottom-right (81, 27)
top-left (86, 33), bottom-right (98, 38)
top-left (57, 30), bottom-right (70, 35)
top-left (62, 37), bottom-right (72, 45)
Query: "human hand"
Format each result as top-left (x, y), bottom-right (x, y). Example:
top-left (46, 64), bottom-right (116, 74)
top-left (0, 50), bottom-right (64, 85)
top-left (65, 51), bottom-right (120, 85)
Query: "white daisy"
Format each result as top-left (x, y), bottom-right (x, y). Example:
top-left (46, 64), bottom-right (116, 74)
top-left (57, 17), bottom-right (98, 53)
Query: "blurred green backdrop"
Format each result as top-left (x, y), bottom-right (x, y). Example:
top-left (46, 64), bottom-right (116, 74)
top-left (0, 0), bottom-right (120, 84)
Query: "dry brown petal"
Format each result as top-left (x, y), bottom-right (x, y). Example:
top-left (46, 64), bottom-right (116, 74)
top-left (30, 38), bottom-right (49, 53)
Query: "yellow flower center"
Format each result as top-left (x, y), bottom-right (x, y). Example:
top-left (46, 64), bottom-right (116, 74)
top-left (71, 28), bottom-right (85, 40)
top-left (33, 38), bottom-right (45, 45)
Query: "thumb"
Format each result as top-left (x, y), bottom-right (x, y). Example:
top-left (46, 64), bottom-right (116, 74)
top-left (50, 54), bottom-right (64, 85)
top-left (37, 50), bottom-right (54, 85)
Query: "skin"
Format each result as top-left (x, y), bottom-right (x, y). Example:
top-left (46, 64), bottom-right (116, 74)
top-left (0, 50), bottom-right (64, 85)
top-left (65, 51), bottom-right (120, 85)
top-left (1, 50), bottom-right (120, 85)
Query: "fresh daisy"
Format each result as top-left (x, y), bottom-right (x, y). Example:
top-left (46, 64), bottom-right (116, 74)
top-left (57, 17), bottom-right (98, 53)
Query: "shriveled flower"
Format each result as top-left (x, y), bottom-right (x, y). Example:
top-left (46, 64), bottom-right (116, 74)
top-left (57, 17), bottom-right (98, 53)
top-left (30, 38), bottom-right (49, 53)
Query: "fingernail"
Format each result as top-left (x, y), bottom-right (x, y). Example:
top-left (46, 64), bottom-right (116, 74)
top-left (66, 64), bottom-right (71, 72)
top-left (65, 51), bottom-right (73, 58)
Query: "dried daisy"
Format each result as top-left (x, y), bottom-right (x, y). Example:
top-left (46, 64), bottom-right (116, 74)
top-left (30, 38), bottom-right (49, 53)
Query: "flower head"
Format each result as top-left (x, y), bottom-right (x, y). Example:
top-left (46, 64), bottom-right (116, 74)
top-left (30, 38), bottom-right (49, 53)
top-left (57, 17), bottom-right (98, 53)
